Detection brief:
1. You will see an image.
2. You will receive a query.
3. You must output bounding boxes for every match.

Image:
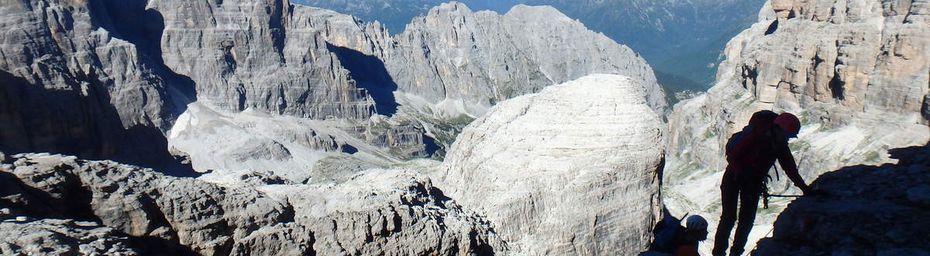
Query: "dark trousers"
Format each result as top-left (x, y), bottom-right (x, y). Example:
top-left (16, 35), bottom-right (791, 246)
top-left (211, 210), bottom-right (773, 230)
top-left (712, 171), bottom-right (763, 256)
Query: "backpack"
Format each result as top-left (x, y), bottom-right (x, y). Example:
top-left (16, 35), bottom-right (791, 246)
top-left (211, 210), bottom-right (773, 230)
top-left (725, 110), bottom-right (779, 176)
top-left (725, 110), bottom-right (783, 208)
top-left (650, 213), bottom-right (687, 253)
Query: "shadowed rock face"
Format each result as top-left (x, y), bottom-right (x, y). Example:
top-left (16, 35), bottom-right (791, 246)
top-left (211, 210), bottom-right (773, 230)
top-left (0, 152), bottom-right (504, 255)
top-left (443, 74), bottom-right (665, 255)
top-left (313, 2), bottom-right (666, 115)
top-left (0, 0), bottom-right (192, 172)
top-left (0, 219), bottom-right (141, 255)
top-left (662, 0), bottom-right (930, 253)
top-left (668, 0), bottom-right (930, 180)
top-left (295, 0), bottom-right (768, 93)
top-left (753, 144), bottom-right (930, 255)
top-left (0, 1), bottom-right (671, 253)
top-left (1, 0), bottom-right (667, 176)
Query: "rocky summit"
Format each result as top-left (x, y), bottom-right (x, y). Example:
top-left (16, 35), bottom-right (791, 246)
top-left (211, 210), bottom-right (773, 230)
top-left (443, 74), bottom-right (665, 255)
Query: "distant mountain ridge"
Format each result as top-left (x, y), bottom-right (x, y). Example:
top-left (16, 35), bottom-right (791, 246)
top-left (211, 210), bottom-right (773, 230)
top-left (293, 0), bottom-right (767, 94)
top-left (0, 0), bottom-right (664, 176)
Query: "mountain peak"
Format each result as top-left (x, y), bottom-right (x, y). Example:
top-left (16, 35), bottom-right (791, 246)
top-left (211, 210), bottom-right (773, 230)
top-left (431, 1), bottom-right (473, 14)
top-left (506, 4), bottom-right (566, 19)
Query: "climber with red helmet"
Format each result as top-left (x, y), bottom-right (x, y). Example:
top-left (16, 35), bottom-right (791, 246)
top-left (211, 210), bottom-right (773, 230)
top-left (712, 110), bottom-right (813, 256)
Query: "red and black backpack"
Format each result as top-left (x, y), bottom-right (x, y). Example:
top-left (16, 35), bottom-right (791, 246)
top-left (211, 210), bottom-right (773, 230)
top-left (725, 110), bottom-right (780, 179)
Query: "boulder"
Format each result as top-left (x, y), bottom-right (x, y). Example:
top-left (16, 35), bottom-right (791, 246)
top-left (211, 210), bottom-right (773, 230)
top-left (443, 74), bottom-right (665, 255)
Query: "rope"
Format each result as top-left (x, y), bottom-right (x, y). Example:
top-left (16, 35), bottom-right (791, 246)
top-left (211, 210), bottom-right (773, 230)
top-left (749, 225), bottom-right (777, 253)
top-left (767, 194), bottom-right (803, 198)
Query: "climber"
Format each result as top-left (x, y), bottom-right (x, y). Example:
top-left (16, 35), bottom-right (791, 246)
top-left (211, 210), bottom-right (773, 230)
top-left (674, 215), bottom-right (709, 256)
top-left (711, 110), bottom-right (813, 256)
top-left (649, 214), bottom-right (709, 256)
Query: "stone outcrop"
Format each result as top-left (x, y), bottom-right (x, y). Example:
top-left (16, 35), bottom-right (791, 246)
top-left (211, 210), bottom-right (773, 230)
top-left (153, 0), bottom-right (375, 120)
top-left (753, 144), bottom-right (930, 255)
top-left (1, 0), bottom-right (665, 176)
top-left (663, 0), bottom-right (930, 252)
top-left (164, 1), bottom-right (666, 177)
top-left (388, 3), bottom-right (666, 114)
top-left (0, 0), bottom-right (192, 170)
top-left (0, 1), bottom-right (671, 254)
top-left (0, 219), bottom-right (140, 255)
top-left (0, 153), bottom-right (504, 255)
top-left (442, 74), bottom-right (665, 255)
top-left (315, 2), bottom-right (666, 115)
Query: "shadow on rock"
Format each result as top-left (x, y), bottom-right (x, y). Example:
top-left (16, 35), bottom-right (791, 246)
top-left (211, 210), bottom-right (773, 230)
top-left (326, 43), bottom-right (399, 116)
top-left (0, 71), bottom-right (196, 177)
top-left (753, 143), bottom-right (930, 255)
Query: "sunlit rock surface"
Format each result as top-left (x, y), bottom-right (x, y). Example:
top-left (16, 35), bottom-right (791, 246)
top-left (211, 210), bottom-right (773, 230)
top-left (664, 0), bottom-right (930, 253)
top-left (443, 74), bottom-right (665, 255)
top-left (0, 153), bottom-right (503, 255)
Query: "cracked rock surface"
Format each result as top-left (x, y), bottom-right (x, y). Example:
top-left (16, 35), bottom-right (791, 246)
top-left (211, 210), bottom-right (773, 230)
top-left (0, 153), bottom-right (503, 255)
top-left (443, 74), bottom-right (665, 255)
top-left (663, 0), bottom-right (930, 253)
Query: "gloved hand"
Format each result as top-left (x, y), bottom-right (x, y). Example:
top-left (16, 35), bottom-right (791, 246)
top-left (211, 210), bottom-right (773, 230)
top-left (802, 186), bottom-right (826, 197)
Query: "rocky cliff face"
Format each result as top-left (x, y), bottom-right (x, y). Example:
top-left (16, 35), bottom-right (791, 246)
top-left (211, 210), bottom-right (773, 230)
top-left (0, 74), bottom-right (668, 255)
top-left (0, 152), bottom-right (503, 255)
top-left (153, 0), bottom-right (374, 120)
top-left (308, 2), bottom-right (666, 154)
top-left (0, 0), bottom-right (664, 178)
top-left (0, 0), bottom-right (192, 170)
top-left (0, 1), bottom-right (671, 254)
top-left (387, 3), bottom-right (665, 114)
top-left (664, 0), bottom-right (930, 253)
top-left (297, 0), bottom-right (767, 93)
top-left (442, 74), bottom-right (665, 255)
top-left (165, 1), bottom-right (665, 176)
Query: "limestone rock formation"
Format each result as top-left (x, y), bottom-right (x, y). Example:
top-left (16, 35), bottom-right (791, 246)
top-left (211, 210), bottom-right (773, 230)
top-left (305, 2), bottom-right (667, 112)
top-left (1, 0), bottom-right (665, 178)
top-left (664, 0), bottom-right (930, 253)
top-left (0, 0), bottom-right (192, 170)
top-left (442, 74), bottom-right (665, 255)
top-left (387, 3), bottom-right (666, 114)
top-left (165, 1), bottom-right (666, 177)
top-left (307, 2), bottom-right (667, 152)
top-left (0, 1), bottom-right (670, 254)
top-left (153, 0), bottom-right (374, 120)
top-left (0, 153), bottom-right (504, 255)
top-left (0, 219), bottom-right (140, 255)
top-left (753, 144), bottom-right (930, 255)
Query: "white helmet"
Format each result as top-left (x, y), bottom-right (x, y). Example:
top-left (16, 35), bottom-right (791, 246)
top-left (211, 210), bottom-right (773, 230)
top-left (686, 215), bottom-right (708, 231)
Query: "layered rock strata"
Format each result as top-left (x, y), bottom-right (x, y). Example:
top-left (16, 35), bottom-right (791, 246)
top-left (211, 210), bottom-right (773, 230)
top-left (0, 0), bottom-right (191, 170)
top-left (1, 0), bottom-right (665, 176)
top-left (443, 74), bottom-right (665, 255)
top-left (165, 1), bottom-right (666, 176)
top-left (0, 153), bottom-right (504, 255)
top-left (300, 2), bottom-right (667, 153)
top-left (311, 2), bottom-right (666, 114)
top-left (664, 0), bottom-right (930, 253)
top-left (0, 219), bottom-right (140, 255)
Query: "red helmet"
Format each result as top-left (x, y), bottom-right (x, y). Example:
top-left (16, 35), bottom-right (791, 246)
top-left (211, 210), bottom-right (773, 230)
top-left (774, 113), bottom-right (801, 137)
